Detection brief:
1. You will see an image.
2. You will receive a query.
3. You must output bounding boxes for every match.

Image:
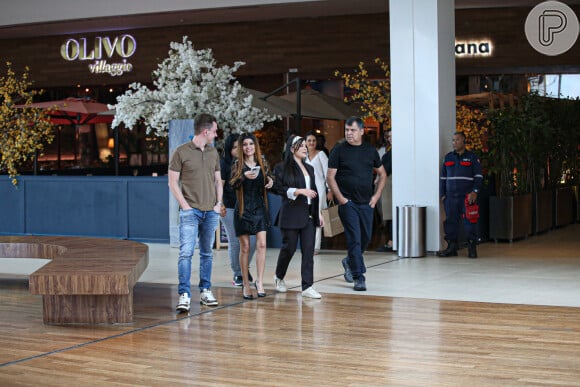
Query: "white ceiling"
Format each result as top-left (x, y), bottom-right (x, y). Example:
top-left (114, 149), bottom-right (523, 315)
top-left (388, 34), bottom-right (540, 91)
top-left (1, 0), bottom-right (579, 39)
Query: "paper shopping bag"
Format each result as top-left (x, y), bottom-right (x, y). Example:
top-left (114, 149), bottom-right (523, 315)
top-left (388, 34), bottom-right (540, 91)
top-left (322, 204), bottom-right (344, 237)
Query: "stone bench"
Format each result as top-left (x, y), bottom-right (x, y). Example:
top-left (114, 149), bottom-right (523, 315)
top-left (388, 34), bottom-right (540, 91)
top-left (0, 236), bottom-right (149, 324)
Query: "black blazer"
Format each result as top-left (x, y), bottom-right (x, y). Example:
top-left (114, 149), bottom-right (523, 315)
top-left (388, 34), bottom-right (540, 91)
top-left (273, 161), bottom-right (320, 230)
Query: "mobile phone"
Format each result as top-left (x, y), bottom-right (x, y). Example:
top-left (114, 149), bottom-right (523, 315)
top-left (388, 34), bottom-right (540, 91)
top-left (250, 166), bottom-right (260, 174)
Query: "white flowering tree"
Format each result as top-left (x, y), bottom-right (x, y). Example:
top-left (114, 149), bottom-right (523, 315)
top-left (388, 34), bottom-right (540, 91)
top-left (111, 36), bottom-right (278, 136)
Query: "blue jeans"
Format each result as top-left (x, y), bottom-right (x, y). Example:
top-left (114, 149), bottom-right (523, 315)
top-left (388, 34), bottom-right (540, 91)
top-left (338, 201), bottom-right (374, 280)
top-left (178, 208), bottom-right (219, 296)
top-left (221, 208), bottom-right (256, 277)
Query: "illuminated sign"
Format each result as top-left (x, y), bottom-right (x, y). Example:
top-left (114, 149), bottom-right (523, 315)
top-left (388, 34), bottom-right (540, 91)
top-left (60, 34), bottom-right (137, 76)
top-left (455, 40), bottom-right (492, 57)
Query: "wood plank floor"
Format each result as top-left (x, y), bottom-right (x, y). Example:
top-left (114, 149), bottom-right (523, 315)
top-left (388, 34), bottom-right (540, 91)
top-left (2, 276), bottom-right (580, 386)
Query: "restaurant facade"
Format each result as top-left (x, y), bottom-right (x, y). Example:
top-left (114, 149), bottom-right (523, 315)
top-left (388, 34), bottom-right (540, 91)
top-left (1, 3), bottom-right (579, 175)
top-left (1, 1), bottom-right (579, 247)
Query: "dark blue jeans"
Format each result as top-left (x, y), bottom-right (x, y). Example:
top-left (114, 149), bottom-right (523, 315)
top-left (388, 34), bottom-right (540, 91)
top-left (338, 201), bottom-right (374, 280)
top-left (443, 195), bottom-right (477, 241)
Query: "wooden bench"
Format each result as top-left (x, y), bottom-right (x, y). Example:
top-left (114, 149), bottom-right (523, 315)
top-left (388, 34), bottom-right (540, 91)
top-left (0, 236), bottom-right (149, 324)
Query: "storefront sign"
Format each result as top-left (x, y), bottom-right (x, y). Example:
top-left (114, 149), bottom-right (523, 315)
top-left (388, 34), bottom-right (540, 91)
top-left (60, 34), bottom-right (137, 76)
top-left (455, 40), bottom-right (492, 57)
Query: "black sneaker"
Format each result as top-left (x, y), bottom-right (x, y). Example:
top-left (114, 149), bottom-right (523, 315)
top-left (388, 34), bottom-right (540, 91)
top-left (341, 257), bottom-right (353, 283)
top-left (232, 275), bottom-right (243, 287)
top-left (353, 277), bottom-right (367, 291)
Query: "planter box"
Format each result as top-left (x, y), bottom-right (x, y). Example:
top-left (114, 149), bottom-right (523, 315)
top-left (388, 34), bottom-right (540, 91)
top-left (489, 194), bottom-right (532, 242)
top-left (533, 190), bottom-right (553, 234)
top-left (476, 187), bottom-right (490, 242)
top-left (554, 186), bottom-right (574, 227)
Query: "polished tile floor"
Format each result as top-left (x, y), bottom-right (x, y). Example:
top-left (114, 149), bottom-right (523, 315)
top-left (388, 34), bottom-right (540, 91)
top-left (3, 223), bottom-right (579, 307)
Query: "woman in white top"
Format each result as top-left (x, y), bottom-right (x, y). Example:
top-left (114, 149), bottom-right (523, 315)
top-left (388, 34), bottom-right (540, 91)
top-left (305, 132), bottom-right (332, 254)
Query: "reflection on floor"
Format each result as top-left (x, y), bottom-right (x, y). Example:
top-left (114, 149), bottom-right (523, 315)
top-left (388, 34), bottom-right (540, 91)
top-left (1, 224), bottom-right (580, 385)
top-left (2, 224), bottom-right (579, 307)
top-left (141, 223), bottom-right (580, 307)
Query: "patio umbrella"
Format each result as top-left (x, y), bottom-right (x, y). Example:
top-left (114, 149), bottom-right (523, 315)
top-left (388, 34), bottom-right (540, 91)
top-left (246, 88), bottom-right (337, 119)
top-left (246, 88), bottom-right (294, 117)
top-left (280, 88), bottom-right (361, 120)
top-left (14, 98), bottom-right (113, 170)
top-left (14, 97), bottom-right (112, 125)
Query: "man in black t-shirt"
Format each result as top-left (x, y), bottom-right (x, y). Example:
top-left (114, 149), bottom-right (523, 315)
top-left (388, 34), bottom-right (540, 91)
top-left (327, 117), bottom-right (387, 291)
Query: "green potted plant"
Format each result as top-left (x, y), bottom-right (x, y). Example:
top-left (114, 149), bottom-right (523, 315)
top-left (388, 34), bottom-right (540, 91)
top-left (545, 97), bottom-right (580, 227)
top-left (486, 93), bottom-right (546, 241)
top-left (526, 94), bottom-right (556, 235)
top-left (0, 62), bottom-right (54, 185)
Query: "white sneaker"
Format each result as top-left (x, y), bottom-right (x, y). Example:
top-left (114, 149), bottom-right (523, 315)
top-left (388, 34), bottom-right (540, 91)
top-left (301, 287), bottom-right (322, 299)
top-left (274, 276), bottom-right (287, 293)
top-left (176, 293), bottom-right (191, 312)
top-left (200, 289), bottom-right (219, 306)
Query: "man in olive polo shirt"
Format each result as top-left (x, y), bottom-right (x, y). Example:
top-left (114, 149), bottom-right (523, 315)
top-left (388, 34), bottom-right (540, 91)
top-left (169, 113), bottom-right (224, 311)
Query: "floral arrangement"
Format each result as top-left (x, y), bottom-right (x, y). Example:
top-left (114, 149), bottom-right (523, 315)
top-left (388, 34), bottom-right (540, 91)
top-left (334, 58), bottom-right (391, 128)
top-left (0, 62), bottom-right (54, 185)
top-left (455, 102), bottom-right (489, 156)
top-left (111, 36), bottom-right (279, 137)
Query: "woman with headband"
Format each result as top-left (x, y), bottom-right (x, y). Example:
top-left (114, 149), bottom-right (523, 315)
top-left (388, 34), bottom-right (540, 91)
top-left (272, 135), bottom-right (324, 299)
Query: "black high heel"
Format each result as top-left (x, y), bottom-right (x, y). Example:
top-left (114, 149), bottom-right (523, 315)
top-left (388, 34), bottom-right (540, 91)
top-left (242, 285), bottom-right (254, 300)
top-left (255, 281), bottom-right (267, 297)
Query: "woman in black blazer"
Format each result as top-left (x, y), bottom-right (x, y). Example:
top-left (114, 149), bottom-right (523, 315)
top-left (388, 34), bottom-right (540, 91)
top-left (272, 135), bottom-right (324, 299)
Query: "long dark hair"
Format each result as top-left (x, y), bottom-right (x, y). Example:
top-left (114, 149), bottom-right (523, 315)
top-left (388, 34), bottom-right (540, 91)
top-left (304, 131), bottom-right (317, 142)
top-left (222, 132), bottom-right (240, 165)
top-left (230, 132), bottom-right (267, 184)
top-left (304, 131), bottom-right (317, 154)
top-left (281, 135), bottom-right (306, 188)
top-left (230, 132), bottom-right (270, 216)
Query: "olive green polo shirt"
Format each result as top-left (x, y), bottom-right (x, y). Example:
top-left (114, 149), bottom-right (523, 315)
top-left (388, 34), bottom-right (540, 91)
top-left (169, 141), bottom-right (220, 211)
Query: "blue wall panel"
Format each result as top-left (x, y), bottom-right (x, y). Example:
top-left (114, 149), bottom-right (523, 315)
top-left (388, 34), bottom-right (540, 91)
top-left (0, 176), bottom-right (169, 242)
top-left (25, 177), bottom-right (128, 238)
top-left (0, 180), bottom-right (25, 234)
top-left (128, 178), bottom-right (169, 241)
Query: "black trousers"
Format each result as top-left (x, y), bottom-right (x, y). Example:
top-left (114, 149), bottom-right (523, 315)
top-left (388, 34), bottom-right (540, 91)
top-left (275, 218), bottom-right (315, 291)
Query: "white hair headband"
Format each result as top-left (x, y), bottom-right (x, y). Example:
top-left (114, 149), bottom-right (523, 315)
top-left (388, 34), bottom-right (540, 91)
top-left (291, 136), bottom-right (303, 146)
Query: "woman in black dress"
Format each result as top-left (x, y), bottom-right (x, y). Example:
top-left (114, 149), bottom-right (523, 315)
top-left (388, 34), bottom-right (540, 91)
top-left (230, 132), bottom-right (273, 299)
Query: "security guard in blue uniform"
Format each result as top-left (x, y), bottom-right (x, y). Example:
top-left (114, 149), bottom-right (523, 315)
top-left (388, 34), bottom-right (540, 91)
top-left (437, 132), bottom-right (483, 258)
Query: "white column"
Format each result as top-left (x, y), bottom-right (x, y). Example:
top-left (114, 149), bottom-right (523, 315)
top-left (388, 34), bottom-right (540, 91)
top-left (389, 0), bottom-right (456, 253)
top-left (168, 119), bottom-right (195, 247)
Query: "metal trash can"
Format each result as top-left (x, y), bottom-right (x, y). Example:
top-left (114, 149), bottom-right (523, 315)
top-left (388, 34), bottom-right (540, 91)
top-left (397, 205), bottom-right (426, 258)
